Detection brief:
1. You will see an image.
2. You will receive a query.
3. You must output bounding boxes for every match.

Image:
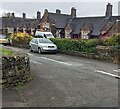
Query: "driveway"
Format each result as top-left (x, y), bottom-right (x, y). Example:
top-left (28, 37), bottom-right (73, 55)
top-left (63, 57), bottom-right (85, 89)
top-left (2, 46), bottom-right (119, 107)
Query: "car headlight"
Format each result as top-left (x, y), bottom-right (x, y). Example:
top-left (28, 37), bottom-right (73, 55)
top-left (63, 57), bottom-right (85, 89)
top-left (55, 45), bottom-right (57, 49)
top-left (42, 46), bottom-right (48, 48)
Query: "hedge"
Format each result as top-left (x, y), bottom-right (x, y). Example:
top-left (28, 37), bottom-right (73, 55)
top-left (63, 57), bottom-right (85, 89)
top-left (50, 34), bottom-right (120, 54)
top-left (50, 38), bottom-right (98, 53)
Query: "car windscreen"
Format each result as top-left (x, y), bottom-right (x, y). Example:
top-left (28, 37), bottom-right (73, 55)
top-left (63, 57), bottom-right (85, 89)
top-left (39, 39), bottom-right (53, 43)
top-left (0, 34), bottom-right (6, 39)
top-left (46, 34), bottom-right (53, 37)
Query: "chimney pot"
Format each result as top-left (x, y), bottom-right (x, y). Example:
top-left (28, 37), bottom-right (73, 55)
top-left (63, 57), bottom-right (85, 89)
top-left (56, 9), bottom-right (61, 14)
top-left (37, 11), bottom-right (41, 20)
top-left (105, 3), bottom-right (113, 18)
top-left (23, 13), bottom-right (26, 19)
top-left (71, 7), bottom-right (76, 18)
top-left (12, 12), bottom-right (15, 18)
top-left (45, 9), bottom-right (48, 13)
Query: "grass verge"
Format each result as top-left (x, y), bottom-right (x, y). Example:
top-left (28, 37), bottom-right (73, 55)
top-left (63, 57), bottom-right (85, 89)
top-left (0, 47), bottom-right (14, 56)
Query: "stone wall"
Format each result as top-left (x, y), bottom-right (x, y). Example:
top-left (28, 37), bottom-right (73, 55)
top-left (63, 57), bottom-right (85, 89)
top-left (60, 46), bottom-right (120, 64)
top-left (2, 54), bottom-right (31, 87)
top-left (96, 46), bottom-right (120, 64)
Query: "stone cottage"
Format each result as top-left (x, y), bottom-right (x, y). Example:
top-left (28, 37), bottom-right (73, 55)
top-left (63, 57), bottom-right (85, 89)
top-left (65, 3), bottom-right (120, 39)
top-left (40, 3), bottom-right (119, 39)
top-left (39, 7), bottom-right (77, 38)
top-left (0, 11), bottom-right (41, 35)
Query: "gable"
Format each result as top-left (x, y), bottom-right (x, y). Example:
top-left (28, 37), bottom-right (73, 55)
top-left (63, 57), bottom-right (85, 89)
top-left (81, 24), bottom-right (91, 31)
top-left (101, 22), bottom-right (114, 34)
top-left (65, 23), bottom-right (72, 31)
top-left (107, 22), bottom-right (120, 35)
top-left (41, 10), bottom-right (49, 23)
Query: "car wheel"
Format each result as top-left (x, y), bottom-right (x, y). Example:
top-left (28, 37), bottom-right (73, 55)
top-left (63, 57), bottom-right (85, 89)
top-left (38, 48), bottom-right (42, 54)
top-left (3, 43), bottom-right (7, 46)
top-left (29, 46), bottom-right (33, 52)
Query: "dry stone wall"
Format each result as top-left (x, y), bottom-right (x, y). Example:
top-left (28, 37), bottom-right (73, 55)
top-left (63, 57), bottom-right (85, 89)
top-left (60, 46), bottom-right (120, 64)
top-left (2, 54), bottom-right (31, 87)
top-left (96, 46), bottom-right (120, 64)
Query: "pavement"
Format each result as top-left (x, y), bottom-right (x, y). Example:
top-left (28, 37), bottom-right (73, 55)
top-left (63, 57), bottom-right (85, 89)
top-left (2, 46), bottom-right (119, 107)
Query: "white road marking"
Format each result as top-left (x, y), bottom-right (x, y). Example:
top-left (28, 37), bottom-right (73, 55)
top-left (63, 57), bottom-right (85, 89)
top-left (28, 54), bottom-right (82, 66)
top-left (30, 60), bottom-right (42, 65)
top-left (68, 62), bottom-right (83, 66)
top-left (113, 69), bottom-right (120, 73)
top-left (39, 57), bottom-right (72, 66)
top-left (95, 70), bottom-right (120, 79)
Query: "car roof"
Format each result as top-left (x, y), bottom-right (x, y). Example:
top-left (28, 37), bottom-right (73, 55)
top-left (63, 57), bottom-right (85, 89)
top-left (33, 38), bottom-right (46, 39)
top-left (36, 31), bottom-right (52, 34)
top-left (33, 38), bottom-right (50, 40)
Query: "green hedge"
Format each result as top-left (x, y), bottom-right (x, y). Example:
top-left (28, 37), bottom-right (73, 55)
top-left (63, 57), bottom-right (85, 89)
top-left (50, 38), bottom-right (99, 53)
top-left (50, 34), bottom-right (120, 54)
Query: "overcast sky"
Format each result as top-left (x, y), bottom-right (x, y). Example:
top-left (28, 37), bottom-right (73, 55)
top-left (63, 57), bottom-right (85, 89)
top-left (1, 1), bottom-right (119, 18)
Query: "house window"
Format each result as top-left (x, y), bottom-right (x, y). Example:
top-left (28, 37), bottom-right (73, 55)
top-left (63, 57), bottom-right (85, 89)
top-left (81, 30), bottom-right (89, 39)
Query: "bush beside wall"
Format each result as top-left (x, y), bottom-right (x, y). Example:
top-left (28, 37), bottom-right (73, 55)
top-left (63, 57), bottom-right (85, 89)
top-left (10, 32), bottom-right (33, 49)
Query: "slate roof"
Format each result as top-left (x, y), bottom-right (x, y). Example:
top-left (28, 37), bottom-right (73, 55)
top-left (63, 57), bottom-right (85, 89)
top-left (71, 16), bottom-right (119, 36)
top-left (48, 12), bottom-right (72, 29)
top-left (1, 17), bottom-right (40, 28)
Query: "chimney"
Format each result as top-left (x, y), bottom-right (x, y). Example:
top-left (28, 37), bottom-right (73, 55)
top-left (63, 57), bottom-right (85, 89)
top-left (44, 9), bottom-right (48, 13)
top-left (105, 3), bottom-right (112, 18)
top-left (56, 9), bottom-right (61, 14)
top-left (23, 13), bottom-right (26, 19)
top-left (71, 7), bottom-right (76, 18)
top-left (12, 12), bottom-right (15, 18)
top-left (37, 11), bottom-right (41, 20)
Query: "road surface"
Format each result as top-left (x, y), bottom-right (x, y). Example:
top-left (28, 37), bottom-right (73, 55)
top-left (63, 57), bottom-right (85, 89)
top-left (2, 46), bottom-right (119, 107)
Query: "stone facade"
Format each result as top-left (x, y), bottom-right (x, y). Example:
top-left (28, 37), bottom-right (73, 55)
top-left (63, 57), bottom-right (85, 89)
top-left (81, 24), bottom-right (91, 39)
top-left (65, 23), bottom-right (73, 38)
top-left (39, 8), bottom-right (74, 37)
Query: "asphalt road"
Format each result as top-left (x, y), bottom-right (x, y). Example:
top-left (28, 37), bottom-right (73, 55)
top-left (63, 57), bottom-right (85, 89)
top-left (2, 46), bottom-right (119, 107)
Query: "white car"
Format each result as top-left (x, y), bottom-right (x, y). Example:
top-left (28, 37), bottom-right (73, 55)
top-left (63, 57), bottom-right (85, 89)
top-left (35, 31), bottom-right (55, 38)
top-left (29, 38), bottom-right (57, 53)
top-left (0, 34), bottom-right (9, 45)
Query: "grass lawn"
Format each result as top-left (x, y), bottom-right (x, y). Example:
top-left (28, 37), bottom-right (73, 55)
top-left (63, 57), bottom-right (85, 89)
top-left (0, 46), bottom-right (14, 56)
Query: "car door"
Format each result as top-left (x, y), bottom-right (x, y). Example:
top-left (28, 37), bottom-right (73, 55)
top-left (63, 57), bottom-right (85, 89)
top-left (34, 39), bottom-right (39, 51)
top-left (30, 39), bottom-right (35, 51)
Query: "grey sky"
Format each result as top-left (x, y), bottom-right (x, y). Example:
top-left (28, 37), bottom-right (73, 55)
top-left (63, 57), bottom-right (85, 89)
top-left (1, 2), bottom-right (119, 18)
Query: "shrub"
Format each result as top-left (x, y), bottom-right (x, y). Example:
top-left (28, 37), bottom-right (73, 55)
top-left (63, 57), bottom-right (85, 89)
top-left (104, 34), bottom-right (120, 47)
top-left (10, 32), bottom-right (33, 44)
top-left (50, 38), bottom-right (98, 53)
top-left (51, 34), bottom-right (120, 54)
